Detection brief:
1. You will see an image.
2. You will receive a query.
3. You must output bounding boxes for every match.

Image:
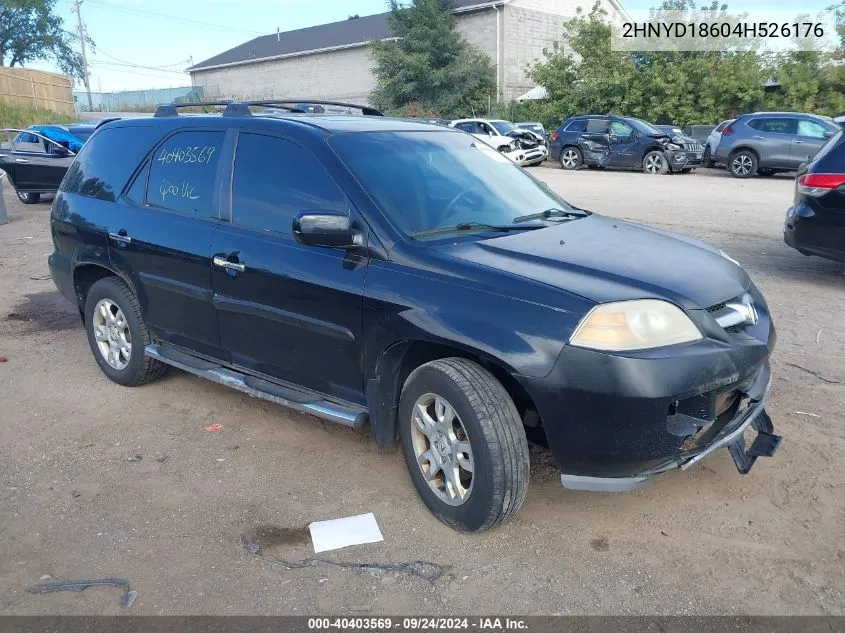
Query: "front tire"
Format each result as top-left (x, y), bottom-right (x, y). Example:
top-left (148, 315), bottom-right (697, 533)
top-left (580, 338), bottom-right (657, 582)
top-left (16, 191), bottom-right (40, 204)
top-left (643, 151), bottom-right (669, 175)
top-left (729, 150), bottom-right (757, 178)
top-left (559, 147), bottom-right (582, 170)
top-left (84, 276), bottom-right (165, 387)
top-left (399, 358), bottom-right (530, 532)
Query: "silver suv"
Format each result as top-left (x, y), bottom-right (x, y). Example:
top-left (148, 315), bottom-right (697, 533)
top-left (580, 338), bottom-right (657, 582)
top-left (714, 112), bottom-right (838, 178)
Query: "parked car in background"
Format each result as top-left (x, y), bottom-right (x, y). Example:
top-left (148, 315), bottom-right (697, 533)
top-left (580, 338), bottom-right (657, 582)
top-left (784, 127), bottom-right (845, 267)
top-left (683, 124), bottom-right (716, 145)
top-left (655, 125), bottom-right (706, 168)
top-left (704, 120), bottom-right (734, 168)
top-left (450, 118), bottom-right (547, 166)
top-left (515, 121), bottom-right (548, 144)
top-left (47, 100), bottom-right (781, 532)
top-left (0, 128), bottom-right (78, 203)
top-left (714, 112), bottom-right (839, 178)
top-left (550, 115), bottom-right (703, 174)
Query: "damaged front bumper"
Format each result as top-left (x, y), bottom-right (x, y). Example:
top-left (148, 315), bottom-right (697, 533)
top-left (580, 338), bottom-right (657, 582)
top-left (561, 371), bottom-right (782, 492)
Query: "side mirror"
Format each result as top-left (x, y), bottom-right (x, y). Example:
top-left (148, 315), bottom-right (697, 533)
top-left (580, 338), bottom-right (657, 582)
top-left (293, 211), bottom-right (355, 248)
top-left (50, 145), bottom-right (70, 157)
top-left (823, 130), bottom-right (835, 139)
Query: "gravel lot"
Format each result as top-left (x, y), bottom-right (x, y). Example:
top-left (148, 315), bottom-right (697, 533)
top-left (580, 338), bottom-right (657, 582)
top-left (0, 165), bottom-right (842, 615)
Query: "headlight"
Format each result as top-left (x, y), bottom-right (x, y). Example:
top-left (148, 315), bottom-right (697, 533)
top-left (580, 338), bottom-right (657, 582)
top-left (570, 300), bottom-right (702, 351)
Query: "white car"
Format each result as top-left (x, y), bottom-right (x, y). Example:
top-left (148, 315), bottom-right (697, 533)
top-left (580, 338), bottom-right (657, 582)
top-left (450, 118), bottom-right (548, 167)
top-left (704, 119), bottom-right (734, 168)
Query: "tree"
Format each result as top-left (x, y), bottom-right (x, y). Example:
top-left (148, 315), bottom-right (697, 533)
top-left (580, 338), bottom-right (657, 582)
top-left (370, 0), bottom-right (495, 118)
top-left (0, 0), bottom-right (90, 80)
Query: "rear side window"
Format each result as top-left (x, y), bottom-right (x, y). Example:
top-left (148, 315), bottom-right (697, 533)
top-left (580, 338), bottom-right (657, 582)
top-left (231, 133), bottom-right (346, 236)
top-left (147, 130), bottom-right (225, 219)
top-left (749, 118), bottom-right (796, 134)
top-left (455, 122), bottom-right (478, 134)
top-left (564, 119), bottom-right (586, 133)
top-left (586, 119), bottom-right (610, 133)
top-left (61, 125), bottom-right (157, 202)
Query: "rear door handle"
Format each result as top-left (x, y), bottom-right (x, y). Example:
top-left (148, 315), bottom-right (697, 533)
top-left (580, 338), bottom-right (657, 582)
top-left (213, 256), bottom-right (245, 273)
top-left (108, 231), bottom-right (131, 244)
top-left (794, 140), bottom-right (804, 144)
top-left (752, 136), bottom-right (765, 139)
top-left (15, 158), bottom-right (28, 163)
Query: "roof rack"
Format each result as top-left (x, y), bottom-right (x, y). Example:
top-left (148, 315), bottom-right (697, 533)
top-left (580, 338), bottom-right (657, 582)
top-left (153, 99), bottom-right (383, 118)
top-left (153, 101), bottom-right (237, 117)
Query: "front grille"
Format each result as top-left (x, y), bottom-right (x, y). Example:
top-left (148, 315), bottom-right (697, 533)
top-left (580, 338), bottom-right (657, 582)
top-left (685, 143), bottom-right (704, 152)
top-left (707, 302), bottom-right (727, 313)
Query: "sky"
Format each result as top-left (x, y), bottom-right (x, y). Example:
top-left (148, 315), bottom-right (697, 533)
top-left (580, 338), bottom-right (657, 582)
top-left (24, 0), bottom-right (837, 93)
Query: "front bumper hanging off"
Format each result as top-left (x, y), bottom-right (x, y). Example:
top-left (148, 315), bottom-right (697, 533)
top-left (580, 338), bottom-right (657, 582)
top-left (561, 375), bottom-right (782, 493)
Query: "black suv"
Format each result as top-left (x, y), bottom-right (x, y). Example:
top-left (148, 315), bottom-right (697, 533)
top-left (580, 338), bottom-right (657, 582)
top-left (49, 101), bottom-right (781, 532)
top-left (550, 115), bottom-right (704, 174)
top-left (784, 127), bottom-right (845, 266)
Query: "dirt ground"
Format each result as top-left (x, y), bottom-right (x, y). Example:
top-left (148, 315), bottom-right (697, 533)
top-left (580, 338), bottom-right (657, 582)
top-left (0, 166), bottom-right (842, 616)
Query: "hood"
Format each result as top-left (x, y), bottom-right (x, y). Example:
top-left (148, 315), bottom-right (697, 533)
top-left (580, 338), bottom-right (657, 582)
top-left (435, 215), bottom-right (750, 310)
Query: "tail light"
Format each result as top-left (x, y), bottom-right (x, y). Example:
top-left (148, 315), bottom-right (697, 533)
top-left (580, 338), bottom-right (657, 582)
top-left (797, 173), bottom-right (845, 197)
top-left (551, 131), bottom-right (559, 141)
top-left (721, 125), bottom-right (735, 136)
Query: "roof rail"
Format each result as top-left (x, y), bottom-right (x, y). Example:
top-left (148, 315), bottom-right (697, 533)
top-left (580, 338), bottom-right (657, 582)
top-left (153, 99), bottom-right (384, 118)
top-left (153, 101), bottom-right (238, 117)
top-left (247, 100), bottom-right (384, 117)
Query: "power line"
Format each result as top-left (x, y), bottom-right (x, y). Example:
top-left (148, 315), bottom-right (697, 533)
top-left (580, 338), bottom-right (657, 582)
top-left (89, 57), bottom-right (189, 73)
top-left (96, 47), bottom-right (190, 70)
top-left (87, 63), bottom-right (190, 81)
top-left (84, 0), bottom-right (264, 35)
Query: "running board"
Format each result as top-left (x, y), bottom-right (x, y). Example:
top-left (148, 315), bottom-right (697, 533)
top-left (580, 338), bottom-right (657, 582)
top-left (144, 344), bottom-right (368, 429)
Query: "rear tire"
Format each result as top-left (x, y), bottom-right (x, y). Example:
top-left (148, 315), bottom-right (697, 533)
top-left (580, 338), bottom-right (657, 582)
top-left (84, 276), bottom-right (165, 387)
top-left (728, 150), bottom-right (757, 178)
top-left (559, 147), bottom-right (582, 170)
top-left (399, 358), bottom-right (530, 532)
top-left (16, 191), bottom-right (40, 204)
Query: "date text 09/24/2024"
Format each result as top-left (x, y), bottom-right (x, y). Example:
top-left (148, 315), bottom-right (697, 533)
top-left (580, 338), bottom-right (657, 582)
top-left (307, 618), bottom-right (528, 630)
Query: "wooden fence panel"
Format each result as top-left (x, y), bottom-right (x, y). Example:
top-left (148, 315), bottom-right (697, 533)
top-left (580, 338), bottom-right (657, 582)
top-left (0, 68), bottom-right (75, 115)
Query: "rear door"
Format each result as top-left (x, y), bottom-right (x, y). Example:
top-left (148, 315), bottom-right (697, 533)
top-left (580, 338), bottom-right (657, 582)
top-left (578, 119), bottom-right (611, 165)
top-left (106, 128), bottom-right (227, 358)
top-left (792, 119), bottom-right (833, 166)
top-left (210, 131), bottom-right (367, 403)
top-left (748, 118), bottom-right (796, 168)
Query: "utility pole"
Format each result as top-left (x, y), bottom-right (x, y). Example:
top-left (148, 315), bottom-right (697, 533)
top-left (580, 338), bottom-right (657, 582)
top-left (73, 0), bottom-right (93, 112)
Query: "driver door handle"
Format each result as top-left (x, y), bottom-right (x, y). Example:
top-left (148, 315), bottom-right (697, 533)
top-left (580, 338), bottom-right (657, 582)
top-left (213, 256), bottom-right (245, 273)
top-left (15, 158), bottom-right (29, 163)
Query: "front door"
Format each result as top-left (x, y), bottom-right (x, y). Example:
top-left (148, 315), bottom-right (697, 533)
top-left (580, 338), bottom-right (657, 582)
top-left (4, 132), bottom-right (73, 191)
top-left (607, 120), bottom-right (638, 168)
top-left (210, 132), bottom-right (367, 404)
top-left (107, 128), bottom-right (227, 358)
top-left (791, 119), bottom-right (832, 166)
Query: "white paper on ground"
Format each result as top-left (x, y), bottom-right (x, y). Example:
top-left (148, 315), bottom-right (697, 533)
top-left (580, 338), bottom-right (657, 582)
top-left (309, 512), bottom-right (384, 553)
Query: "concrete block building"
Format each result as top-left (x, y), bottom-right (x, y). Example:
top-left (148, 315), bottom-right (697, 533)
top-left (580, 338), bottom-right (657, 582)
top-left (188, 0), bottom-right (628, 104)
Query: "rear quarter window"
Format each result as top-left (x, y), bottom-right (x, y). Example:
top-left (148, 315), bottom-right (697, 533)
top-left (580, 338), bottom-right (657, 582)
top-left (564, 119), bottom-right (586, 133)
top-left (60, 125), bottom-right (158, 202)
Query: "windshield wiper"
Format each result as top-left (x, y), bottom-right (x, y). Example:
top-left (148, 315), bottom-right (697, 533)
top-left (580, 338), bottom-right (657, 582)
top-left (512, 207), bottom-right (587, 224)
top-left (411, 222), bottom-right (544, 238)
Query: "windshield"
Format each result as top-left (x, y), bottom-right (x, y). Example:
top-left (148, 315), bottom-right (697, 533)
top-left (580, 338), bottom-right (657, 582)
top-left (489, 120), bottom-right (516, 135)
top-left (519, 123), bottom-right (543, 133)
top-left (330, 131), bottom-right (578, 240)
top-left (626, 118), bottom-right (664, 135)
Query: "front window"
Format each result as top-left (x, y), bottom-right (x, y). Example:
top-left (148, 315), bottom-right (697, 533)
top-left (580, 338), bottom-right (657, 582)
top-left (626, 118), bottom-right (663, 135)
top-left (330, 131), bottom-right (580, 240)
top-left (489, 120), bottom-right (516, 135)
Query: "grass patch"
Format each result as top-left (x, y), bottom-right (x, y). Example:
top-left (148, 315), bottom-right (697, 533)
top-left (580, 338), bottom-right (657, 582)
top-left (0, 102), bottom-right (78, 129)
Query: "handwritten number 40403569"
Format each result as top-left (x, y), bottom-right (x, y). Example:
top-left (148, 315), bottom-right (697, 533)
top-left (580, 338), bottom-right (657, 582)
top-left (157, 146), bottom-right (216, 166)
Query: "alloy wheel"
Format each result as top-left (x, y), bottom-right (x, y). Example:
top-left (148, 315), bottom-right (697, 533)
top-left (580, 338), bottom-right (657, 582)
top-left (561, 149), bottom-right (579, 168)
top-left (92, 299), bottom-right (132, 370)
top-left (410, 393), bottom-right (474, 506)
top-left (645, 154), bottom-right (664, 174)
top-left (732, 154), bottom-right (753, 176)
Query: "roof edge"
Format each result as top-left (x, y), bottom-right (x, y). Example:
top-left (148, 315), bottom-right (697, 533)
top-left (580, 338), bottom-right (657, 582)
top-left (189, 38), bottom-right (398, 73)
